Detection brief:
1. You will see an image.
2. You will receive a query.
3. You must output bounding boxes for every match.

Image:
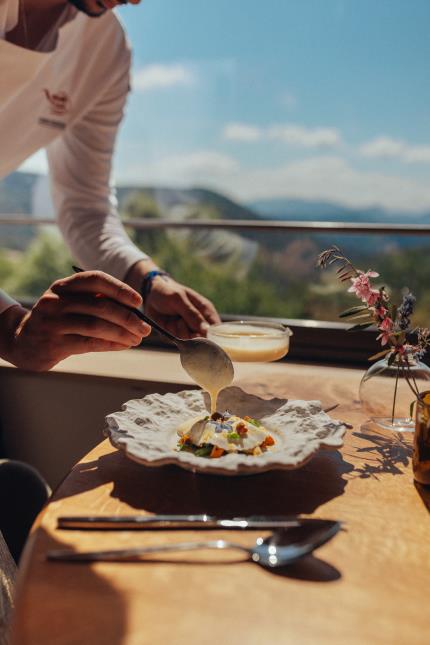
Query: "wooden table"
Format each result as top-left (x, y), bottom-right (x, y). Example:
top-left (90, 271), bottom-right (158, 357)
top-left (10, 363), bottom-right (430, 645)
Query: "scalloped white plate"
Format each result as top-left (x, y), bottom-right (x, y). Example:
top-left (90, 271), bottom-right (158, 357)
top-left (104, 387), bottom-right (347, 476)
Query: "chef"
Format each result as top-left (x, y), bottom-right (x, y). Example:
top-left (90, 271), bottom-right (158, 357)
top-left (0, 0), bottom-right (220, 350)
top-left (0, 0), bottom-right (220, 630)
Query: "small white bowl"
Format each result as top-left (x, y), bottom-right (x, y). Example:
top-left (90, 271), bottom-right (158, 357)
top-left (207, 320), bottom-right (292, 362)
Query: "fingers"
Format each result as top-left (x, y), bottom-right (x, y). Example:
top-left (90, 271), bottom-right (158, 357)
top-left (61, 335), bottom-right (134, 356)
top-left (176, 318), bottom-right (193, 340)
top-left (170, 293), bottom-right (206, 333)
top-left (160, 317), bottom-right (194, 341)
top-left (163, 318), bottom-right (185, 339)
top-left (53, 314), bottom-right (144, 346)
top-left (186, 289), bottom-right (221, 327)
top-left (51, 271), bottom-right (142, 308)
top-left (58, 295), bottom-right (151, 339)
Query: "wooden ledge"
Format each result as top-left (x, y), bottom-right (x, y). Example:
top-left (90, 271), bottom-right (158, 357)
top-left (0, 347), bottom-right (362, 386)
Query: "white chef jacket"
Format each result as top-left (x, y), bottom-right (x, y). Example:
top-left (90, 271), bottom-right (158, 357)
top-left (0, 0), bottom-right (148, 315)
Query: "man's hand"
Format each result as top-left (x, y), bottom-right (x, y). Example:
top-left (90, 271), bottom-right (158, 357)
top-left (144, 276), bottom-right (221, 339)
top-left (0, 272), bottom-right (151, 371)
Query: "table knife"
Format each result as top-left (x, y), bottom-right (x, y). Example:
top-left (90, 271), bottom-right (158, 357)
top-left (57, 515), bottom-right (333, 531)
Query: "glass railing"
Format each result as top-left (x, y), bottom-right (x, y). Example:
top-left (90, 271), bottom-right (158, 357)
top-left (2, 216), bottom-right (430, 321)
top-left (1, 215), bottom-right (429, 366)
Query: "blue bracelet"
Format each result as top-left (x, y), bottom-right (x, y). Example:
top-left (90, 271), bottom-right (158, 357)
top-left (141, 270), bottom-right (170, 300)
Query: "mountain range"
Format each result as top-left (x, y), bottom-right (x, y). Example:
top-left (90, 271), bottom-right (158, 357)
top-left (3, 170), bottom-right (430, 223)
top-left (251, 198), bottom-right (430, 225)
top-left (1, 172), bottom-right (429, 255)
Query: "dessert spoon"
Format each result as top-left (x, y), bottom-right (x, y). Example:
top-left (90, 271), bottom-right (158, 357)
top-left (47, 521), bottom-right (341, 568)
top-left (72, 266), bottom-right (234, 388)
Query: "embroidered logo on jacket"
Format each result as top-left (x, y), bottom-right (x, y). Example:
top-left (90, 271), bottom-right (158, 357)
top-left (43, 89), bottom-right (70, 116)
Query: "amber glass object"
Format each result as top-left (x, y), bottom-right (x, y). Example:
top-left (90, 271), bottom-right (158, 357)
top-left (413, 391), bottom-right (430, 485)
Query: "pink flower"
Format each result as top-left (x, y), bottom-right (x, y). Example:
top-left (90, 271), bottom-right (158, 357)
top-left (366, 290), bottom-right (380, 306)
top-left (379, 318), bottom-right (393, 332)
top-left (348, 270), bottom-right (380, 303)
top-left (376, 306), bottom-right (388, 318)
top-left (377, 317), bottom-right (394, 346)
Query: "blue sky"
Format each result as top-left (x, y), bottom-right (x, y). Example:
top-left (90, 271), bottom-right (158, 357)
top-left (22, 0), bottom-right (430, 212)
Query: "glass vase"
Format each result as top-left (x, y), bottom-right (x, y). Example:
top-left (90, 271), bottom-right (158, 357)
top-left (359, 352), bottom-right (430, 432)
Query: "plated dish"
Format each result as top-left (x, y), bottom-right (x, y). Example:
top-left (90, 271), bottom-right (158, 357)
top-left (105, 387), bottom-right (347, 476)
top-left (177, 410), bottom-right (276, 458)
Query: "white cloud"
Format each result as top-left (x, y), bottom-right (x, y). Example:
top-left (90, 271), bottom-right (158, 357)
top-left (222, 122), bottom-right (341, 148)
top-left (403, 146), bottom-right (430, 163)
top-left (360, 137), bottom-right (406, 159)
top-left (360, 136), bottom-right (430, 164)
top-left (133, 64), bottom-right (195, 93)
top-left (130, 151), bottom-right (240, 186)
top-left (223, 123), bottom-right (263, 142)
top-left (126, 151), bottom-right (430, 212)
top-left (231, 156), bottom-right (430, 211)
top-left (268, 125), bottom-right (342, 148)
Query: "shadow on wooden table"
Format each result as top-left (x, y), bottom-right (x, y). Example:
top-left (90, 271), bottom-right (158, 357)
top-left (345, 424), bottom-right (413, 480)
top-left (130, 554), bottom-right (340, 582)
top-left (52, 449), bottom-right (348, 583)
top-left (10, 528), bottom-right (128, 645)
top-left (58, 448), bottom-right (353, 517)
top-left (263, 553), bottom-right (341, 582)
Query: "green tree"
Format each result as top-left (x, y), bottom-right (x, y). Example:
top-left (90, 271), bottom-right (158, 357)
top-left (5, 231), bottom-right (72, 299)
top-left (122, 191), bottom-right (169, 257)
top-left (0, 250), bottom-right (16, 287)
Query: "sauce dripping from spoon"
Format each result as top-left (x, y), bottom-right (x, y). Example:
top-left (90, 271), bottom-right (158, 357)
top-left (179, 338), bottom-right (234, 413)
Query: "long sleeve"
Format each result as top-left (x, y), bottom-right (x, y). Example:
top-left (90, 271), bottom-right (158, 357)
top-left (46, 39), bottom-right (149, 282)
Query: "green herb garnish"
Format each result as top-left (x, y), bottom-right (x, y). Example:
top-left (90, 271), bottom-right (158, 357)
top-left (227, 432), bottom-right (240, 441)
top-left (247, 418), bottom-right (261, 427)
top-left (179, 443), bottom-right (193, 453)
top-left (195, 445), bottom-right (213, 457)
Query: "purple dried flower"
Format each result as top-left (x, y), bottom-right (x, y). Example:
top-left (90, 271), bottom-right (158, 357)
top-left (397, 293), bottom-right (416, 330)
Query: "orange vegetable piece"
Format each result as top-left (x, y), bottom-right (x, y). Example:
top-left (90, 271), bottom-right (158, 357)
top-left (237, 422), bottom-right (248, 435)
top-left (210, 446), bottom-right (225, 458)
top-left (263, 435), bottom-right (275, 447)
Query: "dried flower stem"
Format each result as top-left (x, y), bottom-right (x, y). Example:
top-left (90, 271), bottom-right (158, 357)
top-left (318, 244), bottom-right (430, 423)
top-left (391, 366), bottom-right (400, 424)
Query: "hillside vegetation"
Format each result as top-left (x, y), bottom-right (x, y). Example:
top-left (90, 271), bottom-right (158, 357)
top-left (0, 175), bottom-right (429, 325)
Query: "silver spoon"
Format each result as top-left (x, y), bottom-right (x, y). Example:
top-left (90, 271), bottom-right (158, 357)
top-left (72, 267), bottom-right (234, 388)
top-left (47, 521), bottom-right (341, 568)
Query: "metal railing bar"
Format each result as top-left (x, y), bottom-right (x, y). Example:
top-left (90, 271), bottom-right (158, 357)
top-left (1, 216), bottom-right (430, 235)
